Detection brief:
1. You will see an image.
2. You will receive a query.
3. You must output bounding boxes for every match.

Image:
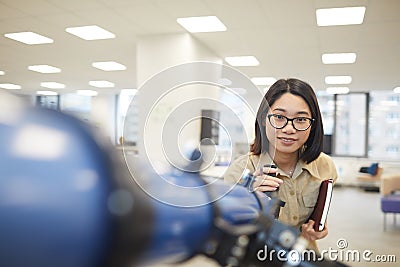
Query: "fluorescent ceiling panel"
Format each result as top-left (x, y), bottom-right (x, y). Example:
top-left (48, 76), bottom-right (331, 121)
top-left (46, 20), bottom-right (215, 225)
top-left (77, 90), bottom-right (98, 96)
top-left (225, 56), bottom-right (260, 67)
top-left (92, 61), bottom-right (127, 71)
top-left (28, 65), bottom-right (61, 73)
top-left (325, 76), bottom-right (352, 84)
top-left (0, 83), bottom-right (21, 90)
top-left (394, 87), bottom-right (400, 94)
top-left (251, 77), bottom-right (277, 86)
top-left (0, 71), bottom-right (4, 75)
top-left (65, 25), bottom-right (115, 40)
top-left (37, 90), bottom-right (58, 96)
top-left (89, 80), bottom-right (115, 88)
top-left (322, 53), bottom-right (357, 64)
top-left (4, 32), bottom-right (53, 45)
top-left (326, 87), bottom-right (350, 94)
top-left (177, 16), bottom-right (227, 33)
top-left (40, 82), bottom-right (65, 89)
top-left (316, 7), bottom-right (366, 26)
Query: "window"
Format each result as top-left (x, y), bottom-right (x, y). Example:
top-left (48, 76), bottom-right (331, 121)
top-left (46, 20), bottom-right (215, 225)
top-left (116, 91), bottom-right (138, 146)
top-left (368, 91), bottom-right (400, 159)
top-left (333, 93), bottom-right (368, 157)
top-left (217, 90), bottom-right (255, 160)
top-left (386, 146), bottom-right (399, 153)
top-left (36, 95), bottom-right (59, 110)
top-left (60, 94), bottom-right (91, 122)
top-left (316, 92), bottom-right (335, 135)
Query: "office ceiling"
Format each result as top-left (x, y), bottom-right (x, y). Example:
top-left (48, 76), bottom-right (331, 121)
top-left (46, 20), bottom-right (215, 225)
top-left (0, 0), bottom-right (399, 96)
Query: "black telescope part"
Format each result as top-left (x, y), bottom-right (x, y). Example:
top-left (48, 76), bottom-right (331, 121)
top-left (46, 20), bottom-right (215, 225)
top-left (261, 164), bottom-right (285, 218)
top-left (204, 192), bottom-right (349, 267)
top-left (263, 164), bottom-right (278, 177)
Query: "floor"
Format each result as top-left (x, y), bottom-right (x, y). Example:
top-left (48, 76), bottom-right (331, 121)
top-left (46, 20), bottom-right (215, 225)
top-left (317, 186), bottom-right (400, 267)
top-left (141, 187), bottom-right (400, 267)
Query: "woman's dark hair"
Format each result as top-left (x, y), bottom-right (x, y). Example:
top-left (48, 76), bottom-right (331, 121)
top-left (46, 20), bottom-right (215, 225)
top-left (250, 78), bottom-right (324, 163)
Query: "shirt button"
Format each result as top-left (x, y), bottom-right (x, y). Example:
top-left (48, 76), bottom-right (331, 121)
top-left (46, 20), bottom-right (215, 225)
top-left (290, 191), bottom-right (295, 196)
top-left (293, 216), bottom-right (298, 220)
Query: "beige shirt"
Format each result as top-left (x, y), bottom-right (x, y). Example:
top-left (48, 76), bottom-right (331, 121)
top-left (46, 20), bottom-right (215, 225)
top-left (224, 152), bottom-right (338, 251)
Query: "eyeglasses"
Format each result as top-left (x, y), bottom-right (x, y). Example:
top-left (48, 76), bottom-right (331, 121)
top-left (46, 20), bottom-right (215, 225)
top-left (267, 114), bottom-right (314, 131)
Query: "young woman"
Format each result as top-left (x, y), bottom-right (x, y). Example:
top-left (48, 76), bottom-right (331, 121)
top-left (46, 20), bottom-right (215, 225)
top-left (224, 78), bottom-right (338, 251)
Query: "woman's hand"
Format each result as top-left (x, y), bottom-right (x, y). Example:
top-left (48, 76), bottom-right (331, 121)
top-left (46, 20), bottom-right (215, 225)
top-left (301, 220), bottom-right (328, 241)
top-left (252, 167), bottom-right (283, 192)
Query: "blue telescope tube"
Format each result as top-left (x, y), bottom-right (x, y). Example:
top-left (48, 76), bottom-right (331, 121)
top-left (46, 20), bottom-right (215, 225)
top-left (0, 100), bottom-right (266, 267)
top-left (0, 107), bottom-right (115, 267)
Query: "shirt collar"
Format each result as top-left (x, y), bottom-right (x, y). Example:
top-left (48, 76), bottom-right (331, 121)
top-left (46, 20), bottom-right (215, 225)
top-left (258, 152), bottom-right (323, 180)
top-left (302, 160), bottom-right (324, 180)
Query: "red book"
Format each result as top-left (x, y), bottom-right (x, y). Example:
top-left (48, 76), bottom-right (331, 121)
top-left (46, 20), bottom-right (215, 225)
top-left (309, 179), bottom-right (334, 231)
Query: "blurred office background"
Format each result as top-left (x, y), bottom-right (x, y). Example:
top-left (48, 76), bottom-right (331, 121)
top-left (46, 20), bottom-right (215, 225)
top-left (0, 1), bottom-right (399, 266)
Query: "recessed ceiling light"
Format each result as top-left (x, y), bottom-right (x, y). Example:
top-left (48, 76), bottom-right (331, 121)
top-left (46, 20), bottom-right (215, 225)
top-left (322, 53), bottom-right (357, 64)
top-left (28, 65), bottom-right (61, 73)
top-left (40, 82), bottom-right (65, 89)
top-left (225, 56), bottom-right (260, 67)
top-left (0, 70), bottom-right (5, 75)
top-left (0, 83), bottom-right (21, 90)
top-left (120, 89), bottom-right (138, 95)
top-left (316, 6), bottom-right (366, 26)
top-left (37, 90), bottom-right (58, 96)
top-left (177, 16), bottom-right (227, 33)
top-left (394, 87), bottom-right (400, 94)
top-left (65, 25), bottom-right (115, 40)
top-left (92, 61), bottom-right (127, 71)
top-left (89, 80), bottom-right (115, 88)
top-left (326, 87), bottom-right (350, 94)
top-left (4, 32), bottom-right (53, 45)
top-left (251, 77), bottom-right (277, 86)
top-left (77, 90), bottom-right (98, 96)
top-left (325, 76), bottom-right (352, 84)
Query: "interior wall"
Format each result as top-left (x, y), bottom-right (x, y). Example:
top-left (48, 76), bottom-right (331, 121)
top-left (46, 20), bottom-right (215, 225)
top-left (135, 33), bottom-right (222, 166)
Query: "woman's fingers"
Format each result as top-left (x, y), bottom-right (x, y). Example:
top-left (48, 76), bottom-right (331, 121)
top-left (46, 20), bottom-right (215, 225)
top-left (257, 176), bottom-right (283, 186)
top-left (252, 168), bottom-right (283, 192)
top-left (261, 166), bottom-right (278, 176)
top-left (257, 185), bottom-right (279, 192)
top-left (253, 176), bottom-right (283, 191)
top-left (301, 220), bottom-right (328, 241)
top-left (261, 179), bottom-right (280, 188)
top-left (265, 176), bottom-right (283, 184)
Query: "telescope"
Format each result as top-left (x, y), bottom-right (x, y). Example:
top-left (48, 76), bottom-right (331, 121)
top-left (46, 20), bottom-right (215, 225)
top-left (0, 92), bottom-right (348, 267)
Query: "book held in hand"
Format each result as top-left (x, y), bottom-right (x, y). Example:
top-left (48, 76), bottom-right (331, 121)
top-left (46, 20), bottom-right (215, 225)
top-left (309, 179), bottom-right (334, 232)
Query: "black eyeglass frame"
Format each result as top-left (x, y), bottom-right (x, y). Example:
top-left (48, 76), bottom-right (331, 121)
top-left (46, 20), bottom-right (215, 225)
top-left (266, 114), bottom-right (315, 131)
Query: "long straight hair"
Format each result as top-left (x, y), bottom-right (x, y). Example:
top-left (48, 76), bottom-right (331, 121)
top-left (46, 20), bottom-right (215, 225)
top-left (250, 78), bottom-right (324, 163)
